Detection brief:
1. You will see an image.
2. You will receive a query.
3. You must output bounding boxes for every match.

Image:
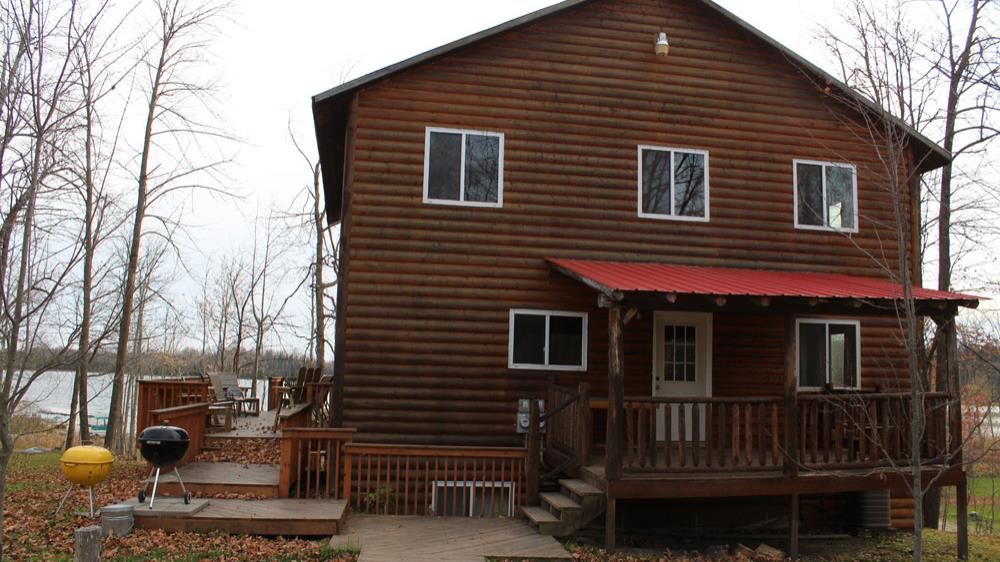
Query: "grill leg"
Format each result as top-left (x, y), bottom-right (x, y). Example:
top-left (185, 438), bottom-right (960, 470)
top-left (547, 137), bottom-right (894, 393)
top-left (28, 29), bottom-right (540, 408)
top-left (172, 467), bottom-right (189, 497)
top-left (52, 484), bottom-right (75, 517)
top-left (148, 467), bottom-right (161, 509)
top-left (88, 486), bottom-right (95, 518)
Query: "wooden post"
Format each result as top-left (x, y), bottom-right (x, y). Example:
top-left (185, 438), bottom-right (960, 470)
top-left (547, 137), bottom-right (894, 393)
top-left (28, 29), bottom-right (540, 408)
top-left (279, 435), bottom-right (294, 498)
top-left (578, 382), bottom-right (592, 467)
top-left (788, 493), bottom-right (800, 559)
top-left (342, 448), bottom-right (353, 502)
top-left (606, 307), bottom-right (625, 482)
top-left (957, 481), bottom-right (969, 559)
top-left (74, 526), bottom-right (101, 562)
top-left (526, 399), bottom-right (540, 506)
top-left (783, 315), bottom-right (799, 478)
top-left (605, 496), bottom-right (617, 551)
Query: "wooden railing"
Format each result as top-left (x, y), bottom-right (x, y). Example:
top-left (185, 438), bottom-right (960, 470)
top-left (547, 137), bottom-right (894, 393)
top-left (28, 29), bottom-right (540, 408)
top-left (278, 428), bottom-right (355, 499)
top-left (149, 402), bottom-right (210, 467)
top-left (797, 392), bottom-right (951, 470)
top-left (545, 383), bottom-right (592, 470)
top-left (343, 443), bottom-right (527, 517)
top-left (136, 379), bottom-right (212, 435)
top-left (306, 382), bottom-right (334, 427)
top-left (622, 397), bottom-right (785, 473)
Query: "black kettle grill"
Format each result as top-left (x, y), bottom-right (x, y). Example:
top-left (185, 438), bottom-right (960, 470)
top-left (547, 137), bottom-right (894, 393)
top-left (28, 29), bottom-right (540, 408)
top-left (137, 425), bottom-right (192, 508)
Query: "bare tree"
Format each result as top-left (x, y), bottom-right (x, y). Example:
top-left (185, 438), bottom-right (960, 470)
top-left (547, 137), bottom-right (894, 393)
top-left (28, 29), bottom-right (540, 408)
top-left (105, 0), bottom-right (231, 451)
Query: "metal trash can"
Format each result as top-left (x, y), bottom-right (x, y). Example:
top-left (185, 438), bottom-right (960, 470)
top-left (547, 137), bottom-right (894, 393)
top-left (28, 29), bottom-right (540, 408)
top-left (101, 503), bottom-right (134, 537)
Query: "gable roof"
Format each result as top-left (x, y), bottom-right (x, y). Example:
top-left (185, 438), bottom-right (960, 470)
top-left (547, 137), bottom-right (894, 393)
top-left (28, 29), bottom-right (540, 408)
top-left (312, 0), bottom-right (950, 224)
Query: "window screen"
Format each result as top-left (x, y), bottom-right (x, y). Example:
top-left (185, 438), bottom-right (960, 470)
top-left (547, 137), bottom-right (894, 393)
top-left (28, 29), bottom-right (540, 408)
top-left (795, 161), bottom-right (857, 230)
top-left (640, 147), bottom-right (708, 220)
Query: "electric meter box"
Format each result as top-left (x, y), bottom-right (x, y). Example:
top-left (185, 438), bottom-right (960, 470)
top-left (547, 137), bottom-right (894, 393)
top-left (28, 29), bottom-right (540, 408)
top-left (516, 399), bottom-right (546, 434)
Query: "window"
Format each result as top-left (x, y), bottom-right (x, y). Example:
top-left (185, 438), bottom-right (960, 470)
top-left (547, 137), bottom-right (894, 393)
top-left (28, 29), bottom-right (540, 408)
top-left (424, 127), bottom-right (504, 207)
top-left (509, 310), bottom-right (587, 371)
top-left (431, 480), bottom-right (515, 517)
top-left (662, 324), bottom-right (697, 382)
top-left (797, 319), bottom-right (861, 390)
top-left (638, 146), bottom-right (709, 221)
top-left (794, 160), bottom-right (858, 232)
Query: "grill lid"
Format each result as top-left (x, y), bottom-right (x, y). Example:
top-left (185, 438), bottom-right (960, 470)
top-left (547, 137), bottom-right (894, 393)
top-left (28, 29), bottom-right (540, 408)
top-left (138, 426), bottom-right (190, 444)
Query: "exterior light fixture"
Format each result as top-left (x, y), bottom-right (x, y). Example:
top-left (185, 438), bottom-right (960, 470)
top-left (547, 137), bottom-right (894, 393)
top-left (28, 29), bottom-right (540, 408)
top-left (655, 32), bottom-right (670, 57)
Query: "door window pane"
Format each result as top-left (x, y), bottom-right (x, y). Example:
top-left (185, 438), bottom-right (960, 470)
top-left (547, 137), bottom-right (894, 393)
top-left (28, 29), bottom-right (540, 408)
top-left (512, 314), bottom-right (545, 365)
top-left (427, 132), bottom-right (462, 201)
top-left (464, 134), bottom-right (500, 203)
top-left (796, 163), bottom-right (824, 227)
top-left (662, 324), bottom-right (696, 382)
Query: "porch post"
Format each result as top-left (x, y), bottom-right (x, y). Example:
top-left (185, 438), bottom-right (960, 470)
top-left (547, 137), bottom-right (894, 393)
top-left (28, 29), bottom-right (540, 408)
top-left (783, 315), bottom-right (799, 478)
top-left (788, 493), bottom-right (800, 559)
top-left (605, 306), bottom-right (625, 551)
top-left (526, 399), bottom-right (541, 506)
top-left (606, 306), bottom-right (624, 481)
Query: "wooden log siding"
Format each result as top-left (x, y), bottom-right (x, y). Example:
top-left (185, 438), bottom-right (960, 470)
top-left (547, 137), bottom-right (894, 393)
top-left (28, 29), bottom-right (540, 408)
top-left (279, 428), bottom-right (356, 499)
top-left (342, 443), bottom-right (527, 517)
top-left (136, 380), bottom-right (212, 436)
top-left (337, 0), bottom-right (921, 446)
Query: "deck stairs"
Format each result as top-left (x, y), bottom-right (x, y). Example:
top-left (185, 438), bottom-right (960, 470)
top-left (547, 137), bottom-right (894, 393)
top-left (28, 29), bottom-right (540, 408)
top-left (520, 478), bottom-right (606, 536)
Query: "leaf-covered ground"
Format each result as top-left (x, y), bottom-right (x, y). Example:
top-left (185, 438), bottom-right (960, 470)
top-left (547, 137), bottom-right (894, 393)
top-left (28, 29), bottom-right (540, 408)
top-left (4, 452), bottom-right (356, 561)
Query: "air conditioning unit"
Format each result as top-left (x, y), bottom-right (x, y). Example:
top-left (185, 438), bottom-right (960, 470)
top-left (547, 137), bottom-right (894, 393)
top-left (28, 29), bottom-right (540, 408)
top-left (516, 399), bottom-right (545, 434)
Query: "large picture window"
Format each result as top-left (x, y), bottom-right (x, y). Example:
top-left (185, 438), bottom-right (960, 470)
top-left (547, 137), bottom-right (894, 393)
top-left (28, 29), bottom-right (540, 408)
top-left (794, 160), bottom-right (858, 232)
top-left (638, 146), bottom-right (709, 221)
top-left (508, 310), bottom-right (587, 371)
top-left (424, 127), bottom-right (504, 207)
top-left (797, 319), bottom-right (861, 390)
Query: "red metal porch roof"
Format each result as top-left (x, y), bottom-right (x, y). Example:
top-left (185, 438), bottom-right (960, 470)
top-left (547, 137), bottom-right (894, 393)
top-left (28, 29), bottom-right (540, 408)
top-left (546, 259), bottom-right (980, 305)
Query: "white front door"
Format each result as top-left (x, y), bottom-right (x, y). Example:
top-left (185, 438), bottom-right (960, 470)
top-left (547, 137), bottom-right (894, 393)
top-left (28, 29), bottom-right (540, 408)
top-left (652, 312), bottom-right (713, 441)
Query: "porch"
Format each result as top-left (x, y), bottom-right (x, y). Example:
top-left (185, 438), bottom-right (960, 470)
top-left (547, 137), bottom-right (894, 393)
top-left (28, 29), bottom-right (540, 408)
top-left (521, 259), bottom-right (979, 556)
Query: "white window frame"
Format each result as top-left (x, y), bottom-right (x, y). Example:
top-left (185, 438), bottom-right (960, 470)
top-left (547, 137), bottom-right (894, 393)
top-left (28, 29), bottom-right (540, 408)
top-left (637, 145), bottom-right (711, 223)
top-left (792, 159), bottom-right (859, 233)
top-left (508, 309), bottom-right (588, 372)
top-left (423, 127), bottom-right (505, 208)
top-left (430, 480), bottom-right (516, 517)
top-left (795, 318), bottom-right (863, 391)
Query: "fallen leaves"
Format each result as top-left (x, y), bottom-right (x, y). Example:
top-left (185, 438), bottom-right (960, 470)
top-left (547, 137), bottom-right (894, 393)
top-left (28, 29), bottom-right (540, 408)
top-left (4, 452), bottom-right (353, 561)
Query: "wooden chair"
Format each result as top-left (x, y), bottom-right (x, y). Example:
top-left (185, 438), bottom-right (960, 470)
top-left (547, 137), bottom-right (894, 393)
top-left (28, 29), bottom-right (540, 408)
top-left (205, 373), bottom-right (236, 432)
top-left (217, 372), bottom-right (261, 417)
top-left (271, 367), bottom-right (321, 432)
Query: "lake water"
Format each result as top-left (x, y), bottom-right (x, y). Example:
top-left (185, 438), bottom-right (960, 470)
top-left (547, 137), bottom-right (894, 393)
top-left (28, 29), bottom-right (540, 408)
top-left (18, 370), bottom-right (267, 422)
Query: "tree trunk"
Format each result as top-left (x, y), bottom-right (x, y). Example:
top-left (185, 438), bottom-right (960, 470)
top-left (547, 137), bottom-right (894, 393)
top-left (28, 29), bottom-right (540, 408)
top-left (64, 373), bottom-right (79, 450)
top-left (105, 21), bottom-right (170, 450)
top-left (313, 163), bottom-right (325, 372)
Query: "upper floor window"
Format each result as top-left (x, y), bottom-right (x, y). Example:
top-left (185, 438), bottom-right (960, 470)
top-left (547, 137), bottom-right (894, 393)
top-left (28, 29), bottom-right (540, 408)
top-left (424, 127), bottom-right (504, 207)
top-left (508, 309), bottom-right (587, 371)
top-left (794, 160), bottom-right (858, 232)
top-left (797, 319), bottom-right (860, 390)
top-left (638, 146), bottom-right (709, 222)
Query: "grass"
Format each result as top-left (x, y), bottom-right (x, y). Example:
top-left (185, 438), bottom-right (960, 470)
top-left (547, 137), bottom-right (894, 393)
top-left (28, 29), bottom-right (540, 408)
top-left (940, 475), bottom-right (1000, 532)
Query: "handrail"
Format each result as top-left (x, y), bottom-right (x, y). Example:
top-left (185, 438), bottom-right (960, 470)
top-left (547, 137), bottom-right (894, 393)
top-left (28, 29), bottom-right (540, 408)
top-left (343, 443), bottom-right (527, 458)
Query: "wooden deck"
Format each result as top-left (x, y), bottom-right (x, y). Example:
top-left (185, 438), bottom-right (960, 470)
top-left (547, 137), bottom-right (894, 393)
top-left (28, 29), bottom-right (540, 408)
top-left (329, 515), bottom-right (571, 562)
top-left (150, 462), bottom-right (280, 498)
top-left (129, 497), bottom-right (347, 536)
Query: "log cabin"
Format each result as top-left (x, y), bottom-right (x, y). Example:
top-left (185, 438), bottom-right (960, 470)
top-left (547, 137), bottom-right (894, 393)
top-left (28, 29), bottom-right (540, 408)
top-left (311, 0), bottom-right (979, 555)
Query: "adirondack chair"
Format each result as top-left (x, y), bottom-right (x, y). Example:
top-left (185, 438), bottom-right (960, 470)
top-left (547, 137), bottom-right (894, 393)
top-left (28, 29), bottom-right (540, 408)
top-left (271, 367), bottom-right (321, 432)
top-left (216, 372), bottom-right (261, 417)
top-left (205, 373), bottom-right (236, 432)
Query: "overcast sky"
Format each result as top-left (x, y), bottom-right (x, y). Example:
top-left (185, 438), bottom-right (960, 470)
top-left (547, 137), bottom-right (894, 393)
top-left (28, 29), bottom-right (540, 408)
top-left (164, 0), bottom-right (993, 352)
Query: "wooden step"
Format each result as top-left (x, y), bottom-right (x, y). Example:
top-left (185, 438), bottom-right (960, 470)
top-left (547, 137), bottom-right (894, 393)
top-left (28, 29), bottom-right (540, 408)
top-left (559, 479), bottom-right (603, 498)
top-left (520, 506), bottom-right (569, 536)
top-left (541, 492), bottom-right (581, 512)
